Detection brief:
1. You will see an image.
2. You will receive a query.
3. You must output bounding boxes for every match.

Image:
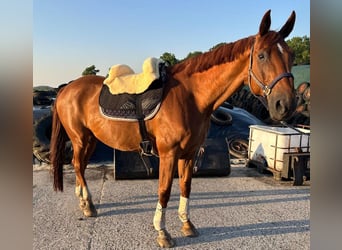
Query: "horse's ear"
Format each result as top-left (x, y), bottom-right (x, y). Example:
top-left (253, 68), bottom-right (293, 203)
top-left (259, 10), bottom-right (271, 37)
top-left (279, 11), bottom-right (296, 38)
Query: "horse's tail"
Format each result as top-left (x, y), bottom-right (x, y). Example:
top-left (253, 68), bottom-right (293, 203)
top-left (50, 104), bottom-right (68, 192)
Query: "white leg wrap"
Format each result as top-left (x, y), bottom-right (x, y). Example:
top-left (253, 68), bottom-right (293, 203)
top-left (178, 196), bottom-right (190, 223)
top-left (153, 202), bottom-right (166, 231)
top-left (75, 185), bottom-right (82, 198)
top-left (82, 186), bottom-right (91, 200)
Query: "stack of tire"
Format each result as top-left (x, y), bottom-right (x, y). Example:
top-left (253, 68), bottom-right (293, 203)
top-left (290, 81), bottom-right (310, 125)
top-left (227, 88), bottom-right (270, 123)
top-left (210, 102), bottom-right (265, 159)
top-left (33, 86), bottom-right (57, 106)
top-left (33, 113), bottom-right (52, 163)
top-left (33, 85), bottom-right (73, 164)
top-left (226, 83), bottom-right (310, 126)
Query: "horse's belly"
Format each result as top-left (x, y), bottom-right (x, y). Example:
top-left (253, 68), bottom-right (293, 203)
top-left (90, 119), bottom-right (142, 152)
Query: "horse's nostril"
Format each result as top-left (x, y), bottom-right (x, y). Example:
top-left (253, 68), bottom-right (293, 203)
top-left (276, 100), bottom-right (280, 110)
top-left (276, 100), bottom-right (288, 115)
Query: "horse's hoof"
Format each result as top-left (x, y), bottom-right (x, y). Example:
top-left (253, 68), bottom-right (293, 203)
top-left (181, 221), bottom-right (199, 237)
top-left (79, 200), bottom-right (86, 210)
top-left (82, 201), bottom-right (97, 217)
top-left (83, 209), bottom-right (97, 217)
top-left (157, 229), bottom-right (175, 248)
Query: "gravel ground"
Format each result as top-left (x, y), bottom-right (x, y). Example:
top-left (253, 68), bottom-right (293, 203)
top-left (33, 162), bottom-right (310, 249)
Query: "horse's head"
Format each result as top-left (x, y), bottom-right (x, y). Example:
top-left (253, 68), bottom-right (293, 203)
top-left (248, 10), bottom-right (296, 121)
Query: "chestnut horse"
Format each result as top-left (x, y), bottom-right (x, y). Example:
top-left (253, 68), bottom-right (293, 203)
top-left (50, 10), bottom-right (296, 248)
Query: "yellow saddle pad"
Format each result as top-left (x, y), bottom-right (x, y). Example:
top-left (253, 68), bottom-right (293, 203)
top-left (104, 57), bottom-right (164, 95)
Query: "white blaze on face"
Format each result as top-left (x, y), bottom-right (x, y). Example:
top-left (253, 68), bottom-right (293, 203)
top-left (277, 43), bottom-right (284, 54)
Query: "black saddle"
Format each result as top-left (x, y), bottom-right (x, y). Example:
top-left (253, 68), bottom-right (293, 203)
top-left (99, 79), bottom-right (164, 121)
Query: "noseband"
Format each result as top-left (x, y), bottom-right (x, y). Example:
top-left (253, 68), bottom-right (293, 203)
top-left (248, 44), bottom-right (294, 109)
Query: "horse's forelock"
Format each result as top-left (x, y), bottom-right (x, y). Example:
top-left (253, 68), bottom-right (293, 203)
top-left (257, 31), bottom-right (287, 50)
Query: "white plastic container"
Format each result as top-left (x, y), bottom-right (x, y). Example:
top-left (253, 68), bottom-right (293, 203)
top-left (248, 125), bottom-right (310, 171)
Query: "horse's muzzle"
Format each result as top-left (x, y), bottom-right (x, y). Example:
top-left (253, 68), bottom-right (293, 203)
top-left (269, 93), bottom-right (296, 121)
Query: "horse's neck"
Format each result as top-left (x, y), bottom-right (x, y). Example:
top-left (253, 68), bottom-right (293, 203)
top-left (181, 53), bottom-right (250, 112)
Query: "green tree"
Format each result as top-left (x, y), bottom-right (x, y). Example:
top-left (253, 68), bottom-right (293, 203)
top-left (184, 51), bottom-right (203, 59)
top-left (286, 36), bottom-right (310, 65)
top-left (209, 42), bottom-right (226, 51)
top-left (82, 65), bottom-right (100, 75)
top-left (160, 52), bottom-right (179, 66)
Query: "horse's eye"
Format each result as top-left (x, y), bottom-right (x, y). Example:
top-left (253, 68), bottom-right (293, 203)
top-left (258, 53), bottom-right (265, 60)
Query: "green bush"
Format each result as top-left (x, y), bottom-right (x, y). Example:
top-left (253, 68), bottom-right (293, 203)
top-left (292, 65), bottom-right (310, 88)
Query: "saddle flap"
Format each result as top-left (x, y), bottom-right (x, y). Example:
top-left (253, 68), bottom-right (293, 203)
top-left (99, 81), bottom-right (164, 122)
top-left (104, 57), bottom-right (164, 95)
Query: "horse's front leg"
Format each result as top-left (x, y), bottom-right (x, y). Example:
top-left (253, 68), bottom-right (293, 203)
top-left (153, 155), bottom-right (177, 248)
top-left (178, 159), bottom-right (199, 237)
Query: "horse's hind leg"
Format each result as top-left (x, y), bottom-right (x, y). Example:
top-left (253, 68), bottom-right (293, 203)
top-left (72, 133), bottom-right (98, 217)
top-left (178, 159), bottom-right (199, 237)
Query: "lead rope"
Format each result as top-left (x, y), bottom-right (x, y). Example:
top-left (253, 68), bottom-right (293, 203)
top-left (280, 121), bottom-right (310, 135)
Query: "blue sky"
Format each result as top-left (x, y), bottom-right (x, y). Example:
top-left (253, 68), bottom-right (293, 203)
top-left (33, 0), bottom-right (310, 87)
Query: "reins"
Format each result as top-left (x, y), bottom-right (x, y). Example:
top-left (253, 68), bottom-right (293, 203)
top-left (248, 43), bottom-right (294, 109)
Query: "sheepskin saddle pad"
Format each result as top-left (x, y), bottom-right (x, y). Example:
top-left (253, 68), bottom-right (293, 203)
top-left (99, 58), bottom-right (168, 121)
top-left (104, 57), bottom-right (165, 94)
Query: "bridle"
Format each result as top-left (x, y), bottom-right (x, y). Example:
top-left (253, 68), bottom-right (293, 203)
top-left (248, 43), bottom-right (294, 109)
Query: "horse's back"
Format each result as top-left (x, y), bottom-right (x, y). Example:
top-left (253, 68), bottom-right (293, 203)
top-left (57, 75), bottom-right (103, 103)
top-left (55, 75), bottom-right (105, 125)
top-left (59, 75), bottom-right (104, 95)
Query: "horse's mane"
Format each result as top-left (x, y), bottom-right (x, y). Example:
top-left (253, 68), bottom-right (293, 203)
top-left (171, 35), bottom-right (255, 76)
top-left (171, 31), bottom-right (285, 76)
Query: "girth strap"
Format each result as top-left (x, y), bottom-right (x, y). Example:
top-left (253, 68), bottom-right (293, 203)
top-left (135, 95), bottom-right (153, 156)
top-left (135, 95), bottom-right (155, 176)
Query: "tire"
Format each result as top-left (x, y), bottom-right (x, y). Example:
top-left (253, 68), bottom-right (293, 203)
top-left (302, 86), bottom-right (310, 102)
top-left (296, 93), bottom-right (304, 107)
top-left (210, 108), bottom-right (233, 126)
top-left (306, 102), bottom-right (311, 114)
top-left (33, 115), bottom-right (73, 164)
top-left (296, 81), bottom-right (310, 95)
top-left (221, 101), bottom-right (234, 109)
top-left (296, 103), bottom-right (307, 114)
top-left (227, 138), bottom-right (249, 159)
top-left (33, 87), bottom-right (57, 106)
